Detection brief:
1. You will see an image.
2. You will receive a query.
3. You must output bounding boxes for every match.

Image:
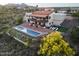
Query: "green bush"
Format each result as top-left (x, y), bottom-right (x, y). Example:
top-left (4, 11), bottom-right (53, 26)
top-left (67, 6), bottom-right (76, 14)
top-left (15, 16), bottom-right (23, 25)
top-left (71, 27), bottom-right (79, 43)
top-left (71, 12), bottom-right (79, 17)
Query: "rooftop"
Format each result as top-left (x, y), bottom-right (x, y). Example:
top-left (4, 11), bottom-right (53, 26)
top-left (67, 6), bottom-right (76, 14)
top-left (31, 10), bottom-right (53, 18)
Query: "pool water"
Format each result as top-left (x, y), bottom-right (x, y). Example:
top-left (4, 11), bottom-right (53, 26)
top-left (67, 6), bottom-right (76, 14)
top-left (14, 26), bottom-right (41, 37)
top-left (27, 29), bottom-right (40, 37)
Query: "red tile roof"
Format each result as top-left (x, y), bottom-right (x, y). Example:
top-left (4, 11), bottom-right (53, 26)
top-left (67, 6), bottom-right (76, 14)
top-left (31, 10), bottom-right (53, 18)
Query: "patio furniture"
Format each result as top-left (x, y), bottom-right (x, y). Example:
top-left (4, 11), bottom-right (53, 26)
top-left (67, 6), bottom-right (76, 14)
top-left (55, 28), bottom-right (58, 31)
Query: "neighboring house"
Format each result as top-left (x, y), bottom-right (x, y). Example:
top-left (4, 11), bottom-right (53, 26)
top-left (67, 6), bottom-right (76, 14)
top-left (54, 7), bottom-right (79, 14)
top-left (69, 7), bottom-right (79, 13)
top-left (57, 10), bottom-right (67, 13)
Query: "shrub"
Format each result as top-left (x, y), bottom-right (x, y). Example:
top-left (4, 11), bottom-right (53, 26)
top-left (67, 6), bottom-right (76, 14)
top-left (71, 27), bottom-right (79, 43)
top-left (38, 31), bottom-right (75, 56)
top-left (15, 16), bottom-right (23, 25)
top-left (71, 12), bottom-right (79, 17)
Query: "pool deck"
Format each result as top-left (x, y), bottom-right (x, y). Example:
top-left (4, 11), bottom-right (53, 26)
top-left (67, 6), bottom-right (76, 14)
top-left (21, 22), bottom-right (53, 33)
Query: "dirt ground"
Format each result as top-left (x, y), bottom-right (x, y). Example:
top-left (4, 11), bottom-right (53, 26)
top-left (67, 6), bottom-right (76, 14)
top-left (0, 33), bottom-right (38, 56)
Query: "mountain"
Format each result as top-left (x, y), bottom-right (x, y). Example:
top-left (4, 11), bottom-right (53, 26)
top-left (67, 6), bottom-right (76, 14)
top-left (15, 3), bottom-right (29, 9)
top-left (3, 3), bottom-right (33, 9)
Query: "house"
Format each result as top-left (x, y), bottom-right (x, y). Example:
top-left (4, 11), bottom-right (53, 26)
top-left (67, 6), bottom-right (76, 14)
top-left (8, 8), bottom-right (67, 46)
top-left (23, 9), bottom-right (66, 27)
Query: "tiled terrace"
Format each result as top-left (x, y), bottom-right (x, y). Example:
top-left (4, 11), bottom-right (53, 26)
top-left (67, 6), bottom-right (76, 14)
top-left (21, 22), bottom-right (53, 33)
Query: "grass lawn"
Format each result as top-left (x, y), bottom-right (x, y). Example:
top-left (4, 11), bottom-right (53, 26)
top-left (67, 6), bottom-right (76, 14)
top-left (52, 25), bottom-right (68, 32)
top-left (57, 27), bottom-right (68, 32)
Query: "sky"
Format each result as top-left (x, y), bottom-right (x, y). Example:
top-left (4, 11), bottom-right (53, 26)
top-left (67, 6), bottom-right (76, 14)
top-left (0, 0), bottom-right (79, 7)
top-left (28, 3), bottom-right (79, 7)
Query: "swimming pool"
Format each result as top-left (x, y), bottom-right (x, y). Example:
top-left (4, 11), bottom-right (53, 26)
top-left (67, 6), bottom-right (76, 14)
top-left (27, 29), bottom-right (41, 37)
top-left (14, 26), bottom-right (42, 37)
